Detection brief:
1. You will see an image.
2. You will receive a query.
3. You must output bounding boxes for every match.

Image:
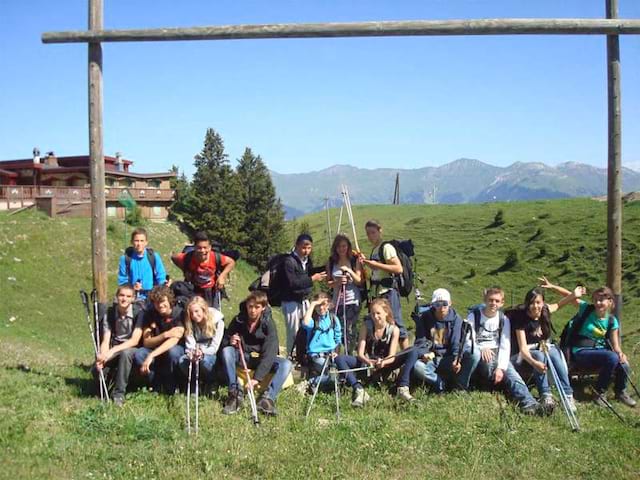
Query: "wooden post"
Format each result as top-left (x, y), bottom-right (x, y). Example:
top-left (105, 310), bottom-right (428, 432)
top-left (88, 0), bottom-right (108, 303)
top-left (606, 0), bottom-right (622, 321)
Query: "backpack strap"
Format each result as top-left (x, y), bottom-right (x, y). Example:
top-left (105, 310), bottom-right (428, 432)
top-left (125, 247), bottom-right (157, 283)
top-left (569, 304), bottom-right (595, 346)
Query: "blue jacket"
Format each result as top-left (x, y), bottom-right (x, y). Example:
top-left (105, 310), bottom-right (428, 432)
top-left (303, 312), bottom-right (342, 354)
top-left (117, 249), bottom-right (167, 299)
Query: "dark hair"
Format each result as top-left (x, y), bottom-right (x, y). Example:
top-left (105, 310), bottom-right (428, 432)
top-left (296, 233), bottom-right (313, 245)
top-left (245, 290), bottom-right (268, 308)
top-left (365, 219), bottom-right (382, 231)
top-left (523, 287), bottom-right (552, 339)
top-left (148, 285), bottom-right (175, 307)
top-left (329, 234), bottom-right (353, 266)
top-left (193, 231), bottom-right (210, 245)
top-left (592, 286), bottom-right (615, 310)
top-left (130, 227), bottom-right (147, 243)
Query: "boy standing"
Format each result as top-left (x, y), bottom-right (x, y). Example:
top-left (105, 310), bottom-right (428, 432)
top-left (410, 288), bottom-right (480, 392)
top-left (221, 291), bottom-right (292, 416)
top-left (171, 231), bottom-right (236, 309)
top-left (133, 286), bottom-right (185, 394)
top-left (359, 220), bottom-right (409, 349)
top-left (94, 284), bottom-right (143, 406)
top-left (468, 287), bottom-right (542, 414)
top-left (280, 234), bottom-right (327, 355)
top-left (117, 228), bottom-right (167, 302)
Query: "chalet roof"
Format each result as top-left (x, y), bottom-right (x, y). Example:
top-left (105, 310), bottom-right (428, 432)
top-left (0, 168), bottom-right (18, 178)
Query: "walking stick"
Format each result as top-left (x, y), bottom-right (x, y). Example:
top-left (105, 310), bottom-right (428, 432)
top-left (186, 360), bottom-right (192, 434)
top-left (591, 387), bottom-right (627, 425)
top-left (90, 289), bottom-right (106, 402)
top-left (540, 343), bottom-right (580, 432)
top-left (80, 290), bottom-right (108, 403)
top-left (342, 283), bottom-right (348, 353)
top-left (238, 342), bottom-right (260, 426)
top-left (605, 339), bottom-right (640, 398)
top-left (194, 359), bottom-right (200, 434)
top-left (332, 357), bottom-right (341, 421)
top-left (305, 355), bottom-right (331, 419)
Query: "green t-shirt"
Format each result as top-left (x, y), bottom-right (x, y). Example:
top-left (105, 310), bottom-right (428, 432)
top-left (572, 300), bottom-right (619, 353)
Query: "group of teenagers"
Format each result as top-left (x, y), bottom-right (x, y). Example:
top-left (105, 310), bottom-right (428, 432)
top-left (94, 221), bottom-right (637, 419)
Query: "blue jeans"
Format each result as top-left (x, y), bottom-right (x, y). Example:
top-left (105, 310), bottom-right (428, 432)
top-left (134, 344), bottom-right (185, 394)
top-left (513, 345), bottom-right (573, 396)
top-left (413, 349), bottom-right (481, 392)
top-left (220, 346), bottom-right (292, 401)
top-left (308, 354), bottom-right (334, 390)
top-left (179, 353), bottom-right (217, 384)
top-left (476, 349), bottom-right (537, 408)
top-left (335, 354), bottom-right (363, 388)
top-left (572, 348), bottom-right (630, 393)
top-left (379, 288), bottom-right (408, 339)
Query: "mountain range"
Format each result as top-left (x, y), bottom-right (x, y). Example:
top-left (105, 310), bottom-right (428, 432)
top-left (270, 158), bottom-right (640, 218)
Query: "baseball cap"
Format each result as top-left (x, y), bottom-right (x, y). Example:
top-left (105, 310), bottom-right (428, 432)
top-left (431, 288), bottom-right (451, 304)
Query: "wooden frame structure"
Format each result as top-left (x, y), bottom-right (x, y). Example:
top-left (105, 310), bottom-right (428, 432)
top-left (43, 1), bottom-right (636, 315)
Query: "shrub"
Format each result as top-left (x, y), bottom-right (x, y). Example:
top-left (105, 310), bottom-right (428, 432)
top-left (125, 205), bottom-right (146, 226)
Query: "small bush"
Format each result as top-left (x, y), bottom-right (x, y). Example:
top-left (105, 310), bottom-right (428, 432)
top-left (125, 205), bottom-right (146, 226)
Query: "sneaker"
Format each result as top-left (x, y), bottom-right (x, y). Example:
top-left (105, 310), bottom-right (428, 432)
top-left (295, 380), bottom-right (310, 395)
top-left (541, 394), bottom-right (556, 414)
top-left (351, 387), bottom-right (370, 408)
top-left (396, 386), bottom-right (415, 403)
top-left (257, 396), bottom-right (278, 416)
top-left (113, 395), bottom-right (125, 407)
top-left (615, 390), bottom-right (637, 408)
top-left (222, 389), bottom-right (243, 415)
top-left (565, 395), bottom-right (577, 414)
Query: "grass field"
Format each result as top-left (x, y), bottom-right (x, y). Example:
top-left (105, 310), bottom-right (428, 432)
top-left (1, 200), bottom-right (640, 479)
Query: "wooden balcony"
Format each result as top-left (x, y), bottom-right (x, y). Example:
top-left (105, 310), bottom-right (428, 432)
top-left (0, 185), bottom-right (174, 202)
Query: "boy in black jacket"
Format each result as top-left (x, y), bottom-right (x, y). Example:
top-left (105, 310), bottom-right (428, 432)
top-left (221, 291), bottom-right (293, 416)
top-left (280, 234), bottom-right (327, 355)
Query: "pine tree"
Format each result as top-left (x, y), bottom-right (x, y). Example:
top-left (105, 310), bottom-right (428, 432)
top-left (236, 147), bottom-right (286, 266)
top-left (168, 165), bottom-right (194, 224)
top-left (183, 128), bottom-right (246, 247)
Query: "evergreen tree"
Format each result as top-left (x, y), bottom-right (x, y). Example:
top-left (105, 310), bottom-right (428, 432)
top-left (236, 147), bottom-right (286, 266)
top-left (183, 128), bottom-right (246, 247)
top-left (168, 165), bottom-right (194, 223)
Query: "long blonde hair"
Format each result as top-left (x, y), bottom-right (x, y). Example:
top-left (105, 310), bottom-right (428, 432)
top-left (369, 298), bottom-right (396, 325)
top-left (185, 296), bottom-right (216, 338)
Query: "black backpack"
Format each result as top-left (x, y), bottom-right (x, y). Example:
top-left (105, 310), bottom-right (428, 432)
top-left (248, 253), bottom-right (290, 307)
top-left (124, 246), bottom-right (157, 282)
top-left (291, 312), bottom-right (338, 367)
top-left (170, 280), bottom-right (196, 309)
top-left (376, 239), bottom-right (415, 297)
top-left (558, 305), bottom-right (614, 362)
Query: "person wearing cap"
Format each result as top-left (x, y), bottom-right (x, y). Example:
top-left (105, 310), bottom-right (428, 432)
top-left (407, 288), bottom-right (480, 392)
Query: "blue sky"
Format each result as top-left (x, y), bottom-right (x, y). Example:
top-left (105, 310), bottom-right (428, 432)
top-left (1, 0), bottom-right (639, 176)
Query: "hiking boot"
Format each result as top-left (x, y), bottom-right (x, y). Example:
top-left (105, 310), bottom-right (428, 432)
top-left (223, 389), bottom-right (243, 415)
top-left (295, 380), bottom-right (310, 395)
top-left (113, 395), bottom-right (125, 408)
top-left (615, 390), bottom-right (637, 408)
top-left (521, 402), bottom-right (544, 416)
top-left (351, 387), bottom-right (370, 408)
top-left (541, 394), bottom-right (556, 414)
top-left (592, 391), bottom-right (609, 408)
top-left (565, 395), bottom-right (577, 414)
top-left (257, 396), bottom-right (278, 416)
top-left (396, 386), bottom-right (415, 403)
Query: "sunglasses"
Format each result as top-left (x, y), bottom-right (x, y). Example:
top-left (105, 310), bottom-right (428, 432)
top-left (432, 301), bottom-right (449, 308)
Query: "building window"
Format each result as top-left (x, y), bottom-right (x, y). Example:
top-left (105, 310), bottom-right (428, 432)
top-left (107, 206), bottom-right (117, 217)
top-left (149, 180), bottom-right (161, 188)
top-left (152, 206), bottom-right (162, 217)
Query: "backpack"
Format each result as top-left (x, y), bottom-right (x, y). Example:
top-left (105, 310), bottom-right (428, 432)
top-left (124, 246), bottom-right (157, 283)
top-left (291, 313), bottom-right (338, 367)
top-left (180, 244), bottom-right (240, 299)
top-left (248, 253), bottom-right (290, 307)
top-left (558, 305), bottom-right (614, 362)
top-left (170, 280), bottom-right (196, 309)
top-left (374, 239), bottom-right (415, 297)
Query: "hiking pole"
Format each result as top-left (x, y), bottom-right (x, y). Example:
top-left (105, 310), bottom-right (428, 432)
top-left (343, 185), bottom-right (360, 253)
top-left (540, 343), bottom-right (580, 432)
top-left (605, 339), bottom-right (640, 398)
top-left (186, 359), bottom-right (192, 434)
top-left (305, 355), bottom-right (331, 419)
top-left (331, 357), bottom-right (341, 421)
top-left (80, 290), bottom-right (108, 403)
top-left (334, 346), bottom-right (420, 375)
top-left (342, 283), bottom-right (348, 353)
top-left (194, 358), bottom-right (200, 434)
top-left (238, 342), bottom-right (260, 426)
top-left (337, 203), bottom-right (344, 234)
top-left (591, 387), bottom-right (627, 426)
top-left (90, 289), bottom-right (106, 402)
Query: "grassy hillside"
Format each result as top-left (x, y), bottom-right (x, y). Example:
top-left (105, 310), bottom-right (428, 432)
top-left (1, 201), bottom-right (640, 479)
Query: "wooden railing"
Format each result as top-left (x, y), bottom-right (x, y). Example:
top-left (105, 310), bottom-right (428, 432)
top-left (0, 186), bottom-right (174, 202)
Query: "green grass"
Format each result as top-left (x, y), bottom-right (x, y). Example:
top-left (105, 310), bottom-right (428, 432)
top-left (1, 201), bottom-right (640, 479)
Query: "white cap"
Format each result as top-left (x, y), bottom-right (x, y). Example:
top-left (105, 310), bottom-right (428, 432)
top-left (431, 288), bottom-right (451, 304)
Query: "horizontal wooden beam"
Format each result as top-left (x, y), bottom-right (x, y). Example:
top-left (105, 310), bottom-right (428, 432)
top-left (42, 18), bottom-right (640, 44)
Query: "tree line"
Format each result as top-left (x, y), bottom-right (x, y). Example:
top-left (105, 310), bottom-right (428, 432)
top-left (170, 128), bottom-right (287, 267)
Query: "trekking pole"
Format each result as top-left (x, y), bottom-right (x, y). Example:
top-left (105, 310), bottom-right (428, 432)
top-left (194, 358), bottom-right (200, 434)
top-left (334, 346), bottom-right (420, 375)
top-left (332, 357), bottom-right (341, 421)
top-left (305, 355), bottom-right (331, 419)
top-left (605, 339), bottom-right (640, 398)
top-left (238, 342), bottom-right (260, 426)
top-left (90, 289), bottom-right (104, 402)
top-left (80, 290), bottom-right (108, 403)
top-left (337, 203), bottom-right (344, 234)
top-left (186, 359), bottom-right (192, 434)
top-left (591, 387), bottom-right (627, 425)
top-left (540, 343), bottom-right (580, 432)
top-left (344, 185), bottom-right (360, 253)
top-left (342, 283), bottom-right (348, 353)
